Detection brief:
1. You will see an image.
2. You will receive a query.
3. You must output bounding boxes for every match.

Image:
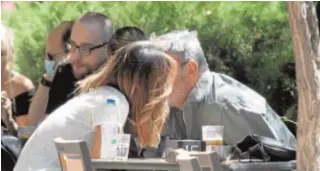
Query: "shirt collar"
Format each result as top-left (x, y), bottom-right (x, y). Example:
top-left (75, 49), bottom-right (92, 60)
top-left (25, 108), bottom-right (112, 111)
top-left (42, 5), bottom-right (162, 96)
top-left (185, 69), bottom-right (213, 103)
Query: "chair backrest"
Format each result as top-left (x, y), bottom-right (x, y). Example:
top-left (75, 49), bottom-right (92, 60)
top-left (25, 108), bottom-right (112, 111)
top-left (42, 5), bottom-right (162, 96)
top-left (54, 138), bottom-right (92, 171)
top-left (177, 156), bottom-right (203, 171)
top-left (91, 157), bottom-right (203, 171)
top-left (189, 151), bottom-right (222, 171)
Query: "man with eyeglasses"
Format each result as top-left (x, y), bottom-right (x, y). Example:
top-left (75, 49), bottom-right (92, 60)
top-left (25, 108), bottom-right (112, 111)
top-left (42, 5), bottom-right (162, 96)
top-left (28, 12), bottom-right (114, 126)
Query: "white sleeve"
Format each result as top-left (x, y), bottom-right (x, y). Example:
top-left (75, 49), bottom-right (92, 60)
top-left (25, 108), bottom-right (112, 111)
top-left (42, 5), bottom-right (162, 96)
top-left (89, 87), bottom-right (130, 129)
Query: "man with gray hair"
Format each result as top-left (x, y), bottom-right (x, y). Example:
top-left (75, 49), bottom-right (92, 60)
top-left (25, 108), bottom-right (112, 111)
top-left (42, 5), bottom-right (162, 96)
top-left (154, 30), bottom-right (296, 148)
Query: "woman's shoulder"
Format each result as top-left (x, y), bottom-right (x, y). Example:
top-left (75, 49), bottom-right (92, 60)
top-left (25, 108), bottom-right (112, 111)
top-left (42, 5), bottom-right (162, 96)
top-left (77, 86), bottom-right (129, 110)
top-left (83, 86), bottom-right (130, 127)
top-left (11, 72), bottom-right (35, 96)
top-left (67, 86), bottom-right (130, 127)
top-left (85, 86), bottom-right (126, 98)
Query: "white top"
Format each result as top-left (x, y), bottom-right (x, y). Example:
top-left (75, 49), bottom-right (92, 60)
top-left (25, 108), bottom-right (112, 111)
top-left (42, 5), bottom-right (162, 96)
top-left (14, 86), bottom-right (130, 171)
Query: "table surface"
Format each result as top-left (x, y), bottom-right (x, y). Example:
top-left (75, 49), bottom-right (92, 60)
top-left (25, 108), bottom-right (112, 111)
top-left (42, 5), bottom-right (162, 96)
top-left (93, 158), bottom-right (175, 164)
top-left (92, 156), bottom-right (296, 171)
top-left (92, 158), bottom-right (180, 170)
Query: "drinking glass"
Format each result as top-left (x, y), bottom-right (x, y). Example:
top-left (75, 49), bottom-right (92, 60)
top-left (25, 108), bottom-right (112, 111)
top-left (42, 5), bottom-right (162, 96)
top-left (17, 126), bottom-right (36, 146)
top-left (100, 123), bottom-right (131, 161)
top-left (202, 125), bottom-right (224, 153)
top-left (114, 134), bottom-right (131, 161)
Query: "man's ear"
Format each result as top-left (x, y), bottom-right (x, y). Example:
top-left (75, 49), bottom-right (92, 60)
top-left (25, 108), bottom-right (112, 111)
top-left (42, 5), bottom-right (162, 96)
top-left (184, 59), bottom-right (198, 76)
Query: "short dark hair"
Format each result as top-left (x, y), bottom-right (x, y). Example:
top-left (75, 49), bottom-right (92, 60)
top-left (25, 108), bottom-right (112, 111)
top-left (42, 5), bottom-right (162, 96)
top-left (78, 12), bottom-right (114, 42)
top-left (108, 26), bottom-right (147, 54)
top-left (45, 21), bottom-right (74, 60)
top-left (60, 21), bottom-right (74, 53)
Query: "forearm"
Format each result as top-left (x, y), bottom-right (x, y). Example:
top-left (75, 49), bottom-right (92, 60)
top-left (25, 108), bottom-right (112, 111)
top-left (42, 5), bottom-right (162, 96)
top-left (91, 126), bottom-right (102, 159)
top-left (27, 84), bottom-right (50, 126)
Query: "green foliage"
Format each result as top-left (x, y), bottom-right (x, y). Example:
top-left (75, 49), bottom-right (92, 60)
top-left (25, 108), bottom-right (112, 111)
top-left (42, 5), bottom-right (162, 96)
top-left (1, 1), bottom-right (297, 118)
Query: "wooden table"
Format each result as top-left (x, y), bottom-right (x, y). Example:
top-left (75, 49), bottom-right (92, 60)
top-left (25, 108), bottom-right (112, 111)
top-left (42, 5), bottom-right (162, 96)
top-left (220, 160), bottom-right (297, 171)
top-left (92, 158), bottom-right (180, 171)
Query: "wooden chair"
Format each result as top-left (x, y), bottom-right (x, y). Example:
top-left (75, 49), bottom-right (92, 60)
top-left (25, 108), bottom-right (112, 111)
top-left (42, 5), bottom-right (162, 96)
top-left (92, 156), bottom-right (203, 171)
top-left (54, 137), bottom-right (204, 171)
top-left (189, 151), bottom-right (222, 171)
top-left (54, 138), bottom-right (93, 171)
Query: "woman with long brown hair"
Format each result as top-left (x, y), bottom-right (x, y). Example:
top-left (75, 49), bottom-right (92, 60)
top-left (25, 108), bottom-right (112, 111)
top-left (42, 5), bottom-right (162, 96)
top-left (15, 41), bottom-right (177, 171)
top-left (1, 23), bottom-right (35, 132)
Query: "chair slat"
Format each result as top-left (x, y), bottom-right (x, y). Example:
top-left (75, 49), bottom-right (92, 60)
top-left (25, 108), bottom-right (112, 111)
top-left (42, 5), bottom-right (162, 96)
top-left (54, 138), bottom-right (93, 171)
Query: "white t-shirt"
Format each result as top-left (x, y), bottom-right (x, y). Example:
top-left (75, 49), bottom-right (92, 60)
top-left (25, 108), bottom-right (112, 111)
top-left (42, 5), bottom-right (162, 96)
top-left (14, 86), bottom-right (130, 171)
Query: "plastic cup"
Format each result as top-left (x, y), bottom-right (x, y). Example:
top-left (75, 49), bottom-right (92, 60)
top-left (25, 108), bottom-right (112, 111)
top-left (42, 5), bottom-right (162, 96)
top-left (17, 126), bottom-right (36, 139)
top-left (114, 134), bottom-right (131, 161)
top-left (202, 125), bottom-right (224, 153)
top-left (100, 123), bottom-right (130, 161)
top-left (17, 126), bottom-right (37, 147)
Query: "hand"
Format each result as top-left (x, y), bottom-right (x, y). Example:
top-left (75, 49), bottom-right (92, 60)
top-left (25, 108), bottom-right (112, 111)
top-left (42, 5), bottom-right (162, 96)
top-left (1, 91), bottom-right (18, 135)
top-left (1, 91), bottom-right (13, 123)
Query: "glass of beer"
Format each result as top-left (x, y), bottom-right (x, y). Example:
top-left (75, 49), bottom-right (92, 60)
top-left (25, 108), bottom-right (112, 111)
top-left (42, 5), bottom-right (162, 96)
top-left (17, 126), bottom-right (36, 146)
top-left (202, 125), bottom-right (224, 152)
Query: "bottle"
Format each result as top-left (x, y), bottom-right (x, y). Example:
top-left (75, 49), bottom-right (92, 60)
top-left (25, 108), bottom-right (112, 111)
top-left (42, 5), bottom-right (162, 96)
top-left (105, 98), bottom-right (123, 134)
top-left (100, 97), bottom-right (122, 160)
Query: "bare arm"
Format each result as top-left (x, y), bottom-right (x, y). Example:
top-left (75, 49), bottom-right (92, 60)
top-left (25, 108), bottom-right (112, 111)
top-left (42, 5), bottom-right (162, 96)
top-left (91, 125), bottom-right (102, 159)
top-left (27, 74), bottom-right (52, 126)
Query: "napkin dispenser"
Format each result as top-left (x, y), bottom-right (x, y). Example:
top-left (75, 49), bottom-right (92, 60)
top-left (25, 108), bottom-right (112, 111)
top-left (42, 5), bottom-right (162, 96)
top-left (165, 139), bottom-right (206, 152)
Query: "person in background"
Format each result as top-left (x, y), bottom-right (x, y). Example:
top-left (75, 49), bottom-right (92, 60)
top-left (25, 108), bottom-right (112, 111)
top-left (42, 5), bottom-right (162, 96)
top-left (28, 12), bottom-right (114, 126)
top-left (107, 26), bottom-right (148, 158)
top-left (1, 1), bottom-right (16, 12)
top-left (15, 41), bottom-right (177, 171)
top-left (153, 30), bottom-right (296, 148)
top-left (27, 21), bottom-right (74, 125)
top-left (108, 26), bottom-right (147, 55)
top-left (1, 23), bottom-right (35, 132)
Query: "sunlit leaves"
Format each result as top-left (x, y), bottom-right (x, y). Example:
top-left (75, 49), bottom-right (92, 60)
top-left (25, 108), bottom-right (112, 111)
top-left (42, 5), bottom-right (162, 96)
top-left (1, 2), bottom-right (296, 117)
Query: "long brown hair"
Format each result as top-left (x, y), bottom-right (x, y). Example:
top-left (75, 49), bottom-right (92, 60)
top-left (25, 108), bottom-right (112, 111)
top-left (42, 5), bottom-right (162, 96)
top-left (77, 41), bottom-right (177, 148)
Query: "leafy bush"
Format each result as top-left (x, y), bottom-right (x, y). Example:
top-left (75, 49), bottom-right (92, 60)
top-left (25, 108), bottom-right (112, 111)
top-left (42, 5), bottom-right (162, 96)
top-left (1, 1), bottom-right (297, 118)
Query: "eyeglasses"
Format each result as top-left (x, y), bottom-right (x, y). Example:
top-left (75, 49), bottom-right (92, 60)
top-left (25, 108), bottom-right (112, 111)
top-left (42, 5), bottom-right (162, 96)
top-left (68, 40), bottom-right (108, 57)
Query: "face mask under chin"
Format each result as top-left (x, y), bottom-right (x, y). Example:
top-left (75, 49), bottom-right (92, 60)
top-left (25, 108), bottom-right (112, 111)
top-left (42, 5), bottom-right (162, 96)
top-left (44, 59), bottom-right (56, 77)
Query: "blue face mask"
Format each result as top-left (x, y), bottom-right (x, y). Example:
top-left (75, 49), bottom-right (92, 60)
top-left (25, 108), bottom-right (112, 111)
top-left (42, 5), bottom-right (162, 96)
top-left (44, 59), bottom-right (56, 77)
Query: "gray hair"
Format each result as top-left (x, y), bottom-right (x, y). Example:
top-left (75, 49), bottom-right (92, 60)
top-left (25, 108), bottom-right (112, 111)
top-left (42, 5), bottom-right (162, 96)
top-left (152, 30), bottom-right (208, 73)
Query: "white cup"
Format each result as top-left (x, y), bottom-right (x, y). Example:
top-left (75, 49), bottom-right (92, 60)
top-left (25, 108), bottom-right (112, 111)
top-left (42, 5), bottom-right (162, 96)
top-left (100, 123), bottom-right (130, 161)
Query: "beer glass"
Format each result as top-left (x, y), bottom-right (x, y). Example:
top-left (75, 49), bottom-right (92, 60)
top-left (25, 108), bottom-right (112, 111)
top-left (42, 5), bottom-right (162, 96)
top-left (202, 125), bottom-right (224, 152)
